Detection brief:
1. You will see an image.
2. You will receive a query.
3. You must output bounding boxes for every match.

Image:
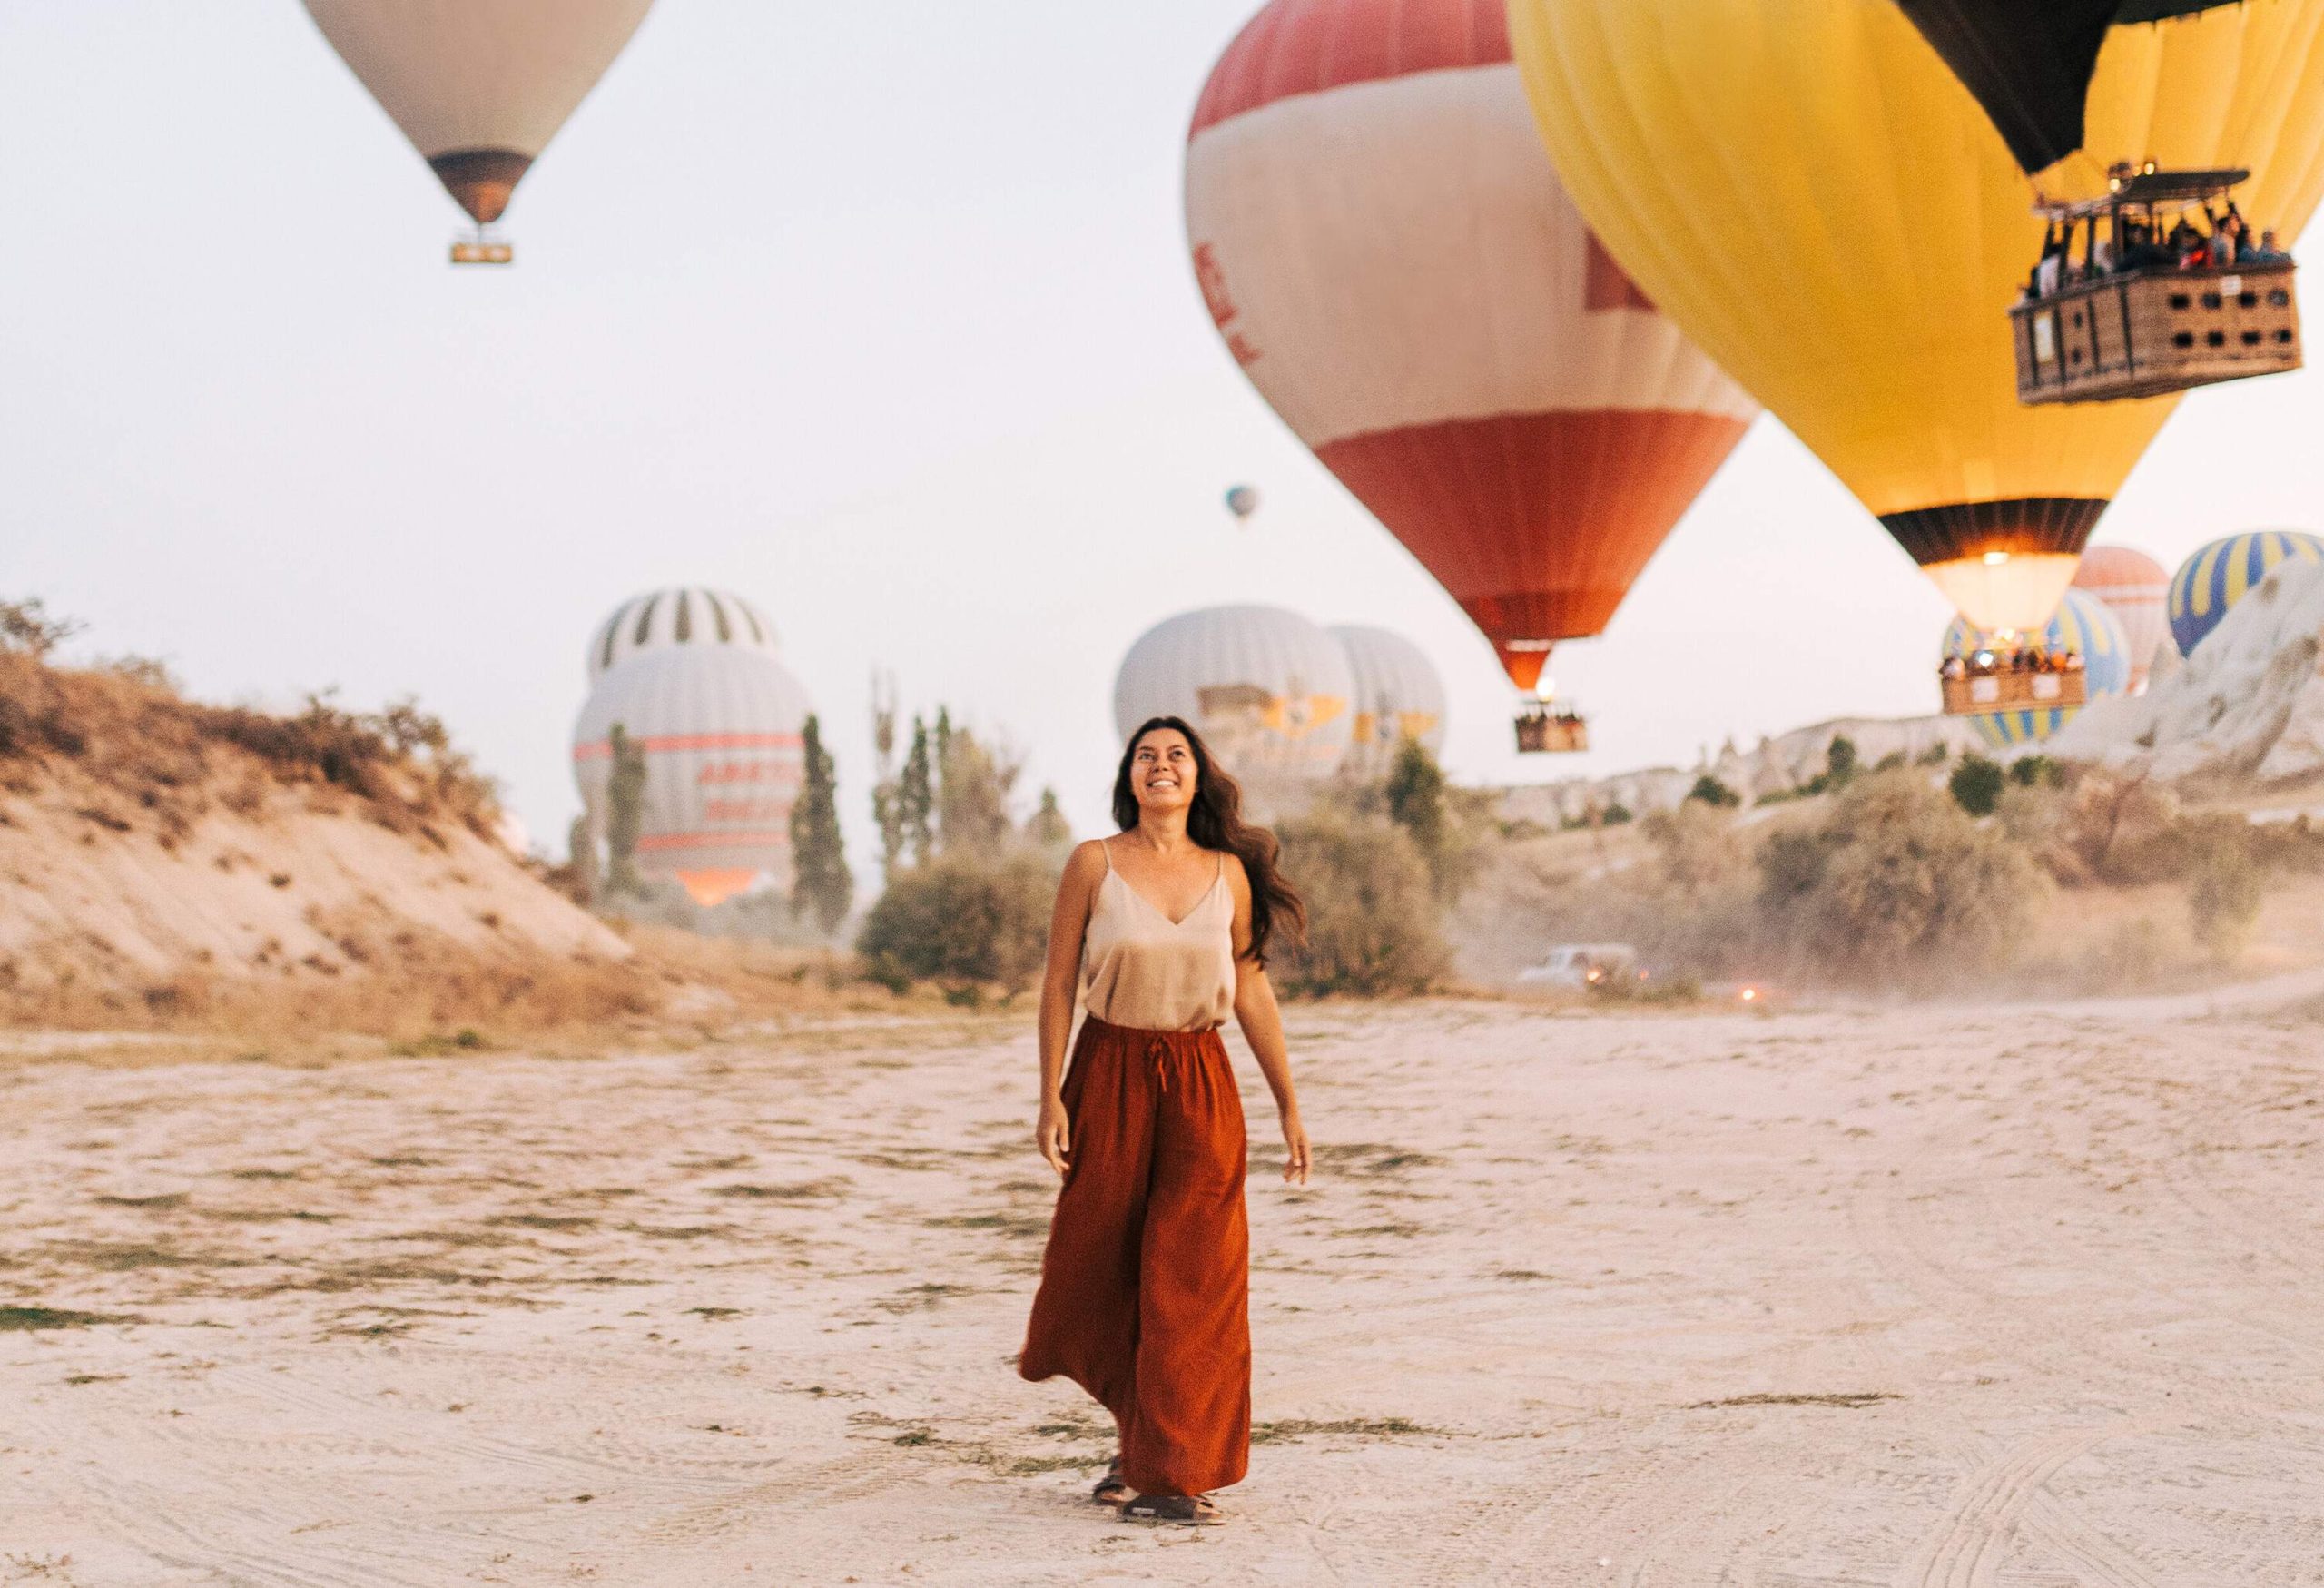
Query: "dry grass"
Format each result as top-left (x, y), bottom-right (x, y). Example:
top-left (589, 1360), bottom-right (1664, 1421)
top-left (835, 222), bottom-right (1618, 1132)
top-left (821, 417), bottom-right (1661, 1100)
top-left (0, 922), bottom-right (949, 1057)
top-left (0, 646), bottom-right (497, 848)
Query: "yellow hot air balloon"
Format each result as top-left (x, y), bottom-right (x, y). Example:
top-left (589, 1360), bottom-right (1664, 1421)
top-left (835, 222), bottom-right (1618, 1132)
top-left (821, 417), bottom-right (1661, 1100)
top-left (1507, 0), bottom-right (2324, 634)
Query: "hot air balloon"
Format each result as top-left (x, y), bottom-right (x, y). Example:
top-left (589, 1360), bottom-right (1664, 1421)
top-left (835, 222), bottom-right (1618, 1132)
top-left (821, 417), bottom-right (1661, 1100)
top-left (302, 0), bottom-right (655, 263)
top-left (2072, 546), bottom-right (2171, 689)
top-left (1225, 484), bottom-right (1262, 524)
top-left (1114, 607), bottom-right (1354, 795)
top-left (1326, 625), bottom-right (1448, 779)
top-left (586, 587), bottom-right (778, 683)
top-left (2167, 528), bottom-right (2324, 656)
top-left (1895, 3), bottom-right (2270, 182)
top-left (1941, 587), bottom-right (2131, 749)
top-left (1507, 0), bottom-right (2324, 636)
top-left (1185, 0), bottom-right (1758, 751)
top-left (573, 646), bottom-right (810, 908)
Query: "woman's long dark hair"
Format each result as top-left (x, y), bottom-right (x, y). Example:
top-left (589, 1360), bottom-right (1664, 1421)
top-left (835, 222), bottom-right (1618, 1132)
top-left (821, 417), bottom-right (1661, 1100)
top-left (1111, 716), bottom-right (1306, 964)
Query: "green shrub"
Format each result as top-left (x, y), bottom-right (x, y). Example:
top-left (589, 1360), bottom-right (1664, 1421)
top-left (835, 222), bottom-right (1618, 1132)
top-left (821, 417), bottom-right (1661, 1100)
top-left (1384, 738), bottom-right (1479, 900)
top-left (1758, 770), bottom-right (2041, 983)
top-left (855, 849), bottom-right (1052, 999)
top-left (1273, 808), bottom-right (1446, 997)
top-left (1686, 774), bottom-right (1740, 808)
top-left (1825, 735), bottom-right (1859, 789)
top-left (1949, 754), bottom-right (2004, 816)
top-left (2009, 755), bottom-right (2059, 789)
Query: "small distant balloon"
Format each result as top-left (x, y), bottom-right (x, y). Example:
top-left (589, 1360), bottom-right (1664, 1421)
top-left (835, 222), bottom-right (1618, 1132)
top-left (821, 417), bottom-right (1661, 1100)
top-left (1225, 484), bottom-right (1261, 524)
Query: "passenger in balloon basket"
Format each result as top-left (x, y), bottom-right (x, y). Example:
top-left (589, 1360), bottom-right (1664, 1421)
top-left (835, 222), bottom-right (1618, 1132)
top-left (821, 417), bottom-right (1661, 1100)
top-left (1019, 717), bottom-right (1312, 1527)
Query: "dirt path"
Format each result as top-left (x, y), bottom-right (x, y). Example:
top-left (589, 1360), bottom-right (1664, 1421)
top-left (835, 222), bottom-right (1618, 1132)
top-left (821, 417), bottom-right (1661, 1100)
top-left (3, 998), bottom-right (2320, 1585)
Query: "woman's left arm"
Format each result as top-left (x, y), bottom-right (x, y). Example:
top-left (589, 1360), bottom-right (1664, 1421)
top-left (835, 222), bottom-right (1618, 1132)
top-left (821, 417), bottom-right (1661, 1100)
top-left (1226, 857), bottom-right (1310, 1186)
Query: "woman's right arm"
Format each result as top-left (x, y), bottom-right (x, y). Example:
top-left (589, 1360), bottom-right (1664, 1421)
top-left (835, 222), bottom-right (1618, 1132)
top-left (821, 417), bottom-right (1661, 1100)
top-left (1036, 840), bottom-right (1107, 1176)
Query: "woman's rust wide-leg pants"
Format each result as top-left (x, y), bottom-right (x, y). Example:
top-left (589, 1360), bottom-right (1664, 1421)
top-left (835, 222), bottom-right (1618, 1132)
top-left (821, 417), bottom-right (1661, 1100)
top-left (1019, 1015), bottom-right (1250, 1496)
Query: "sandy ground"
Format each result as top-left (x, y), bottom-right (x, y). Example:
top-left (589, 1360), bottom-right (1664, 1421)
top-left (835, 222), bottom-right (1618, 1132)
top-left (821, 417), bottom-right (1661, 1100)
top-left (4, 995), bottom-right (2323, 1586)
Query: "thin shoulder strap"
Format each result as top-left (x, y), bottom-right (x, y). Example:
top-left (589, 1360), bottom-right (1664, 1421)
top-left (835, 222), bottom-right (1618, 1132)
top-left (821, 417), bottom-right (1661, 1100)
top-left (1100, 837), bottom-right (1114, 874)
top-left (1216, 849), bottom-right (1226, 883)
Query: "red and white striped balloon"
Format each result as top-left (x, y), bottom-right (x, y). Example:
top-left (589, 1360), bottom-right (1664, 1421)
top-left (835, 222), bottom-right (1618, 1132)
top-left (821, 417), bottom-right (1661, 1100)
top-left (573, 646), bottom-right (810, 907)
top-left (1184, 0), bottom-right (1757, 693)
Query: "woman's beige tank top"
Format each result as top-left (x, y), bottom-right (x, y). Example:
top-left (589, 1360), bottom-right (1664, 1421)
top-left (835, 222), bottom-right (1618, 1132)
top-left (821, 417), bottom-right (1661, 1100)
top-left (1078, 840), bottom-right (1237, 1032)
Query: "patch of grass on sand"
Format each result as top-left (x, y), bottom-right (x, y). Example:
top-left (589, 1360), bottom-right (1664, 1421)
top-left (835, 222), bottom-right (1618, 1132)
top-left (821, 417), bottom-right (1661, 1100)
top-left (875, 1282), bottom-right (975, 1314)
top-left (618, 1223), bottom-right (733, 1241)
top-left (227, 1168), bottom-right (303, 1181)
top-left (684, 1307), bottom-right (743, 1320)
top-left (1689, 1392), bottom-right (1899, 1410)
top-left (1000, 1454), bottom-right (1100, 1475)
top-left (44, 1241), bottom-right (207, 1272)
top-left (924, 1212), bottom-right (1049, 1238)
top-left (1310, 1143), bottom-right (1445, 1177)
top-left (389, 1030), bottom-right (489, 1058)
top-left (713, 1179), bottom-right (849, 1202)
top-left (850, 1149), bottom-right (949, 1172)
top-left (1336, 1223), bottom-right (1422, 1239)
top-left (487, 1215), bottom-right (596, 1233)
top-left (1251, 1417), bottom-right (1439, 1445)
top-left (258, 1259), bottom-right (505, 1296)
top-left (64, 1373), bottom-right (128, 1385)
top-left (1494, 1268), bottom-right (1557, 1282)
top-left (1, 1306), bottom-right (138, 1331)
top-left (93, 1193), bottom-right (187, 1211)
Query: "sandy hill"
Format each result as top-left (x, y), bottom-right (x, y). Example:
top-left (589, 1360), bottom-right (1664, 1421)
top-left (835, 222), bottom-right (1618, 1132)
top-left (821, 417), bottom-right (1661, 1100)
top-left (0, 631), bottom-right (627, 1028)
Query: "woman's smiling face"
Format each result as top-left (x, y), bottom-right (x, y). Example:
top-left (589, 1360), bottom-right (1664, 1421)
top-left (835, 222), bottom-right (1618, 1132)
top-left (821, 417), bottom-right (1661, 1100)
top-left (1130, 727), bottom-right (1198, 814)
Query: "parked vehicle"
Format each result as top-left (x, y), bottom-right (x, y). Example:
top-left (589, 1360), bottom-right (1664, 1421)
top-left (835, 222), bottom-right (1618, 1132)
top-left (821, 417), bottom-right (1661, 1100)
top-left (1516, 943), bottom-right (1639, 991)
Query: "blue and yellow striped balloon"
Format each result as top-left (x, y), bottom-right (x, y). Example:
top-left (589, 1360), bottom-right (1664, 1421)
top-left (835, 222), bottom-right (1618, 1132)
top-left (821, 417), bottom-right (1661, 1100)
top-left (2167, 530), bottom-right (2324, 659)
top-left (1940, 587), bottom-right (2130, 751)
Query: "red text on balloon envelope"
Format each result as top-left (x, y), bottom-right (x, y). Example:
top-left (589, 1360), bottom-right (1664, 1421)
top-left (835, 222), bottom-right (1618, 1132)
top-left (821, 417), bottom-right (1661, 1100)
top-left (697, 761), bottom-right (790, 785)
top-left (702, 797), bottom-right (791, 824)
top-left (1192, 244), bottom-right (1262, 366)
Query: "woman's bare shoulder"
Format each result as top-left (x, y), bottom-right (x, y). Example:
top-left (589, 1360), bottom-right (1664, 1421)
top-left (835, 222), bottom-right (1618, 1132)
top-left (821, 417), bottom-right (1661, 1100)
top-left (1063, 839), bottom-right (1111, 879)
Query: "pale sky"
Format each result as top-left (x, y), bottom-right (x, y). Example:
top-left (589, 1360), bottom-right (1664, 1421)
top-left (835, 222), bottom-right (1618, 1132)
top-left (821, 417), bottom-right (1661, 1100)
top-left (5, 3), bottom-right (2321, 870)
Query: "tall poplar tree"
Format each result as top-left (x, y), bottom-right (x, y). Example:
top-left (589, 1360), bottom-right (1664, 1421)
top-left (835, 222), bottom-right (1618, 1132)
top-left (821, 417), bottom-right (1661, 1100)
top-left (790, 714), bottom-right (852, 934)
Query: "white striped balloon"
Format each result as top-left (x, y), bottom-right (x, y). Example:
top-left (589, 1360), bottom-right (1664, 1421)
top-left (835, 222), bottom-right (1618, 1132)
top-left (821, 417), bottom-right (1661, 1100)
top-left (586, 587), bottom-right (779, 683)
top-left (573, 646), bottom-right (810, 906)
top-left (1327, 625), bottom-right (1447, 779)
top-left (1114, 606), bottom-right (1354, 784)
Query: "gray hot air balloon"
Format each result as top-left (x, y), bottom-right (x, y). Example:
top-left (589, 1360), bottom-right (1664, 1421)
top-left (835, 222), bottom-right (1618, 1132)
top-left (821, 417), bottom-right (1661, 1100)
top-left (586, 587), bottom-right (779, 684)
top-left (573, 645), bottom-right (811, 907)
top-left (302, 0), bottom-right (656, 263)
top-left (1114, 606), bottom-right (1354, 792)
top-left (1327, 625), bottom-right (1447, 780)
top-left (1225, 484), bottom-right (1261, 524)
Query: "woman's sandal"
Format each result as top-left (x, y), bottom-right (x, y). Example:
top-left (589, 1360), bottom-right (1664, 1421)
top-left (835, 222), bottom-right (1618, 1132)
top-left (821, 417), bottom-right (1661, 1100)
top-left (1092, 1458), bottom-right (1132, 1507)
top-left (1119, 1493), bottom-right (1226, 1526)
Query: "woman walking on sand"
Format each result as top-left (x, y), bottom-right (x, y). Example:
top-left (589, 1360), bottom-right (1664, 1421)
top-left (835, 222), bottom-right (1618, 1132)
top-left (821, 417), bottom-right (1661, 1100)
top-left (1019, 716), bottom-right (1312, 1527)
